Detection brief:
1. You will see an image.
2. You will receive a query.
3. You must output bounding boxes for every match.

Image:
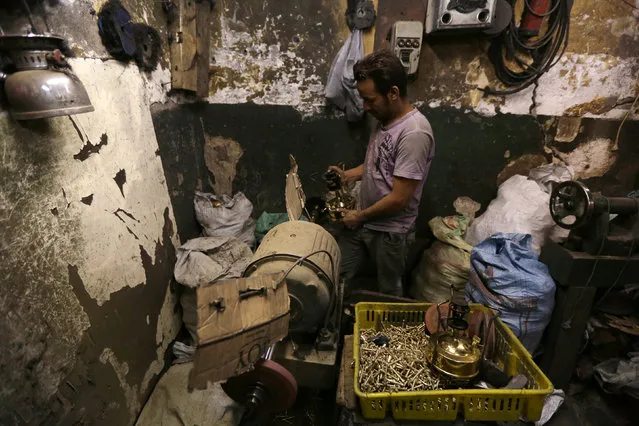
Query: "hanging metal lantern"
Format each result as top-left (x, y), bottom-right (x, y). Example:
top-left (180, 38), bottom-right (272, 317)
top-left (0, 33), bottom-right (94, 120)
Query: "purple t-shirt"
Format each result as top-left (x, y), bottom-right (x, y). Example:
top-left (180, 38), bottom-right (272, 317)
top-left (360, 109), bottom-right (435, 233)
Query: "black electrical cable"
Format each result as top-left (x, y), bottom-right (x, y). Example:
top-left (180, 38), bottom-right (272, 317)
top-left (253, 249), bottom-right (339, 331)
top-left (484, 0), bottom-right (572, 95)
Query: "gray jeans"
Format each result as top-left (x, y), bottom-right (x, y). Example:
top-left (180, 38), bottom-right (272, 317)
top-left (338, 227), bottom-right (411, 297)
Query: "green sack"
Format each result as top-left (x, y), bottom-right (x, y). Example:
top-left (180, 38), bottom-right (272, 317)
top-left (255, 212), bottom-right (290, 244)
top-left (410, 215), bottom-right (473, 303)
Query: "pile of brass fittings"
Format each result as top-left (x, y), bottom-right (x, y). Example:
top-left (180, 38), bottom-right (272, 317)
top-left (359, 295), bottom-right (493, 393)
top-left (358, 324), bottom-right (440, 393)
top-left (323, 168), bottom-right (356, 222)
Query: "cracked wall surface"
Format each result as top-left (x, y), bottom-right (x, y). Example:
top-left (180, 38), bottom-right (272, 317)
top-left (207, 0), bottom-right (350, 116)
top-left (206, 0), bottom-right (639, 121)
top-left (0, 1), bottom-right (180, 425)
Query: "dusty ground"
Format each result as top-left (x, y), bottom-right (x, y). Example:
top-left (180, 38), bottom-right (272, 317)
top-left (259, 379), bottom-right (635, 426)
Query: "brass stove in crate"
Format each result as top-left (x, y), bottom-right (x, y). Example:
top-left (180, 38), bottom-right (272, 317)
top-left (354, 302), bottom-right (553, 422)
top-left (427, 295), bottom-right (483, 386)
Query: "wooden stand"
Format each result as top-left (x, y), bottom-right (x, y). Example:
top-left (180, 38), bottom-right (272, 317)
top-left (539, 241), bottom-right (639, 389)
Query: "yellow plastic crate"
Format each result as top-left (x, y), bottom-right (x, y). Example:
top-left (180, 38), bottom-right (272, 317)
top-left (353, 302), bottom-right (553, 421)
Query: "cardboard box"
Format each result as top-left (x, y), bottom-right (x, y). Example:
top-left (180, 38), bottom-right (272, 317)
top-left (189, 272), bottom-right (289, 389)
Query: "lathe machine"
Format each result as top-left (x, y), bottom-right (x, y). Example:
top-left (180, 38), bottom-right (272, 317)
top-left (540, 180), bottom-right (639, 388)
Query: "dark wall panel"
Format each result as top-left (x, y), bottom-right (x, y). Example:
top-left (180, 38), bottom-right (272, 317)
top-left (152, 104), bottom-right (548, 240)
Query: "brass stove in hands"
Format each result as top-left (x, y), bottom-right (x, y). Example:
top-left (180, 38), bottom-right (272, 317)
top-left (323, 168), bottom-right (356, 222)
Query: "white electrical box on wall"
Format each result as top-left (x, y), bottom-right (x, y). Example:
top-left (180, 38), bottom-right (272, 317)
top-left (425, 0), bottom-right (497, 34)
top-left (389, 21), bottom-right (424, 76)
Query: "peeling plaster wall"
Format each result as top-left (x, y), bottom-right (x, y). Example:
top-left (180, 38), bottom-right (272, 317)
top-left (375, 0), bottom-right (639, 120)
top-left (208, 0), bottom-right (348, 116)
top-left (154, 0), bottom-right (638, 242)
top-left (0, 2), bottom-right (180, 425)
top-left (207, 0), bottom-right (639, 120)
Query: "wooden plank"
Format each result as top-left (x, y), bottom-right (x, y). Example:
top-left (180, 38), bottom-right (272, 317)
top-left (187, 273), bottom-right (290, 388)
top-left (540, 241), bottom-right (639, 288)
top-left (167, 0), bottom-right (211, 97)
top-left (362, 0), bottom-right (379, 55)
top-left (190, 314), bottom-right (289, 389)
top-left (540, 285), bottom-right (596, 388)
top-left (195, 273), bottom-right (288, 345)
top-left (194, 1), bottom-right (212, 97)
top-left (337, 335), bottom-right (357, 409)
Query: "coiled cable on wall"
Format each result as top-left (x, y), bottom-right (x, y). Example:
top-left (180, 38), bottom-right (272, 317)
top-left (484, 0), bottom-right (571, 95)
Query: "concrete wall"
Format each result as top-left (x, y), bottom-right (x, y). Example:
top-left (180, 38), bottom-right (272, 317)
top-left (1, 0), bottom-right (637, 423)
top-left (0, 1), bottom-right (180, 424)
top-left (154, 0), bottom-right (639, 240)
top-left (206, 0), bottom-right (639, 119)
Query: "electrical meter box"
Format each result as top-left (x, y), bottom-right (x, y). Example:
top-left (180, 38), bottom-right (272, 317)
top-left (425, 0), bottom-right (497, 34)
top-left (389, 21), bottom-right (423, 76)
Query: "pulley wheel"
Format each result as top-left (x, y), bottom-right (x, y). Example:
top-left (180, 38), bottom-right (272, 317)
top-left (550, 181), bottom-right (594, 229)
top-left (221, 360), bottom-right (298, 413)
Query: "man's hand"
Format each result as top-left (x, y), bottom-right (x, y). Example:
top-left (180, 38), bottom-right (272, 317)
top-left (328, 165), bottom-right (347, 183)
top-left (328, 164), bottom-right (364, 184)
top-left (341, 209), bottom-right (364, 229)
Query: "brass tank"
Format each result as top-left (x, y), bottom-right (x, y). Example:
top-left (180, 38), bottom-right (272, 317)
top-left (431, 332), bottom-right (482, 381)
top-left (428, 294), bottom-right (483, 383)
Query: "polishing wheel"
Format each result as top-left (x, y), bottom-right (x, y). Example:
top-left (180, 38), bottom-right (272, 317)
top-left (221, 359), bottom-right (298, 413)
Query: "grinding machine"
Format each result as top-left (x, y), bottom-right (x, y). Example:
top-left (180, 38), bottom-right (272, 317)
top-left (540, 181), bottom-right (639, 388)
top-left (222, 156), bottom-right (344, 421)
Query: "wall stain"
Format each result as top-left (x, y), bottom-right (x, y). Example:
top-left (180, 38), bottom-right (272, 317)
top-left (125, 226), bottom-right (140, 240)
top-left (114, 169), bottom-right (127, 197)
top-left (497, 154), bottom-right (548, 185)
top-left (113, 208), bottom-right (141, 240)
top-left (0, 3), bottom-right (175, 423)
top-left (56, 209), bottom-right (176, 424)
top-left (564, 96), bottom-right (619, 117)
top-left (61, 188), bottom-right (71, 208)
top-left (556, 138), bottom-right (618, 179)
top-left (1, 114), bottom-right (89, 425)
top-left (80, 194), bottom-right (94, 205)
top-left (73, 133), bottom-right (109, 161)
top-left (555, 117), bottom-right (583, 143)
top-left (202, 133), bottom-right (243, 196)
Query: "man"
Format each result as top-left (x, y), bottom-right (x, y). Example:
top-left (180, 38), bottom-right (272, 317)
top-left (329, 50), bottom-right (435, 297)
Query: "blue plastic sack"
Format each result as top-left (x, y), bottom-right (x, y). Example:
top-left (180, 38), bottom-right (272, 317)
top-left (465, 233), bottom-right (555, 354)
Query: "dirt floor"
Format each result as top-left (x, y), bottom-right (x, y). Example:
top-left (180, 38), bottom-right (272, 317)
top-left (256, 330), bottom-right (637, 426)
top-left (260, 379), bottom-right (636, 426)
top-left (252, 300), bottom-right (638, 426)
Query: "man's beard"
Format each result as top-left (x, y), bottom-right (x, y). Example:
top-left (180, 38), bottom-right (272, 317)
top-left (372, 100), bottom-right (392, 122)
